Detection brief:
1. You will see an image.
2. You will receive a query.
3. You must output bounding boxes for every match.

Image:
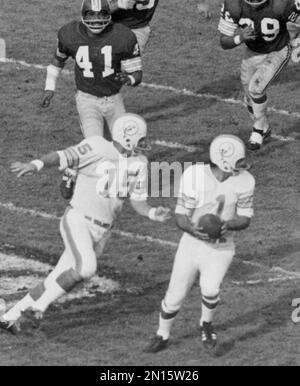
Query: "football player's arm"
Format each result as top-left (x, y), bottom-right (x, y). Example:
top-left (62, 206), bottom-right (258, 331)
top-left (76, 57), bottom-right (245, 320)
top-left (116, 35), bottom-right (143, 87)
top-left (108, 0), bottom-right (136, 11)
top-left (175, 169), bottom-right (211, 241)
top-left (41, 30), bottom-right (70, 108)
top-left (10, 137), bottom-right (101, 177)
top-left (129, 161), bottom-right (171, 222)
top-left (218, 2), bottom-right (256, 50)
top-left (10, 152), bottom-right (61, 178)
top-left (224, 176), bottom-right (255, 231)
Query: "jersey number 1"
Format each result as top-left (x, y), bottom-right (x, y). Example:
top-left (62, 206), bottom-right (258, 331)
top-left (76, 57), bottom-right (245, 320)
top-left (76, 46), bottom-right (114, 78)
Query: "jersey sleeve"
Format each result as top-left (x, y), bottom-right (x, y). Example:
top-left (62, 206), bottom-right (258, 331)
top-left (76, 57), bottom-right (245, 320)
top-left (54, 26), bottom-right (71, 62)
top-left (218, 1), bottom-right (239, 37)
top-left (120, 31), bottom-right (142, 73)
top-left (129, 158), bottom-right (148, 202)
top-left (236, 173), bottom-right (255, 218)
top-left (175, 167), bottom-right (199, 216)
top-left (57, 137), bottom-right (113, 170)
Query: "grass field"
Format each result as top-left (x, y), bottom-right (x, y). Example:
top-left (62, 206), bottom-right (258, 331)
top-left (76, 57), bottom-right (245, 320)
top-left (0, 0), bottom-right (300, 366)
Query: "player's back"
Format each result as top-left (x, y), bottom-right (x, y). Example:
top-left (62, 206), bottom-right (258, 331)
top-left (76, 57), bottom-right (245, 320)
top-left (112, 0), bottom-right (159, 29)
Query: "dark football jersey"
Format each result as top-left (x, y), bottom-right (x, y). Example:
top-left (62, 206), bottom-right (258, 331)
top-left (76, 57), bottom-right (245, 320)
top-left (55, 21), bottom-right (141, 97)
top-left (111, 0), bottom-right (159, 29)
top-left (218, 0), bottom-right (300, 54)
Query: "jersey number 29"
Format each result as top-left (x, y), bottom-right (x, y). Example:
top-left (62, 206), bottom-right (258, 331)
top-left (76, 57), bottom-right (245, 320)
top-left (76, 46), bottom-right (114, 78)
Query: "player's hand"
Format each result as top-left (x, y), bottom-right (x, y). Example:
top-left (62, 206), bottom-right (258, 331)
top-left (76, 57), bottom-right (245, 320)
top-left (153, 207), bottom-right (172, 222)
top-left (192, 226), bottom-right (211, 241)
top-left (197, 1), bottom-right (212, 19)
top-left (114, 72), bottom-right (132, 86)
top-left (41, 90), bottom-right (55, 108)
top-left (118, 0), bottom-right (136, 10)
top-left (241, 26), bottom-right (257, 42)
top-left (10, 162), bottom-right (37, 178)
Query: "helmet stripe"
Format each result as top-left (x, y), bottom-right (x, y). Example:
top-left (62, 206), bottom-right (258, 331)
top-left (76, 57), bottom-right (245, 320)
top-left (91, 0), bottom-right (101, 11)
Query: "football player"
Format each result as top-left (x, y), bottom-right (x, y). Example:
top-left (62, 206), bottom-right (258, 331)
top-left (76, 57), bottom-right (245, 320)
top-left (41, 0), bottom-right (143, 138)
top-left (145, 135), bottom-right (255, 353)
top-left (0, 113), bottom-right (171, 334)
top-left (218, 0), bottom-right (300, 150)
top-left (108, 0), bottom-right (159, 54)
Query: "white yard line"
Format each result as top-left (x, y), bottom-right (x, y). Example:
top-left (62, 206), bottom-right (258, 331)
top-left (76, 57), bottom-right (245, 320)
top-left (1, 57), bottom-right (298, 147)
top-left (1, 201), bottom-right (300, 283)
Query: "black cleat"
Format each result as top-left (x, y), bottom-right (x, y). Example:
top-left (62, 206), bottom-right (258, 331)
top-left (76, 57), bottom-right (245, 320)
top-left (20, 308), bottom-right (43, 331)
top-left (144, 335), bottom-right (169, 353)
top-left (200, 322), bottom-right (217, 350)
top-left (247, 128), bottom-right (272, 151)
top-left (0, 317), bottom-right (20, 335)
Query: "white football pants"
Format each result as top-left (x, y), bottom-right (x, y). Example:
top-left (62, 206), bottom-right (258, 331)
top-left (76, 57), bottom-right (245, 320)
top-left (163, 233), bottom-right (235, 313)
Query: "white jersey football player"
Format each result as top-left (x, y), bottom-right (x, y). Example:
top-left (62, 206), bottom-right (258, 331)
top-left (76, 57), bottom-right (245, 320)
top-left (0, 113), bottom-right (170, 334)
top-left (145, 134), bottom-right (255, 353)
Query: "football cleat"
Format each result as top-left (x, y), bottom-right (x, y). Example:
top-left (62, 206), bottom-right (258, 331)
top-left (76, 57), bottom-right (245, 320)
top-left (247, 128), bottom-right (272, 151)
top-left (0, 317), bottom-right (20, 335)
top-left (20, 308), bottom-right (43, 331)
top-left (200, 322), bottom-right (217, 350)
top-left (144, 335), bottom-right (169, 354)
top-left (60, 168), bottom-right (78, 200)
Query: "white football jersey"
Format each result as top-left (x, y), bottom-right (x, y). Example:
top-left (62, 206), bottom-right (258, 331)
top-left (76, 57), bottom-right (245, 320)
top-left (58, 136), bottom-right (148, 225)
top-left (176, 164), bottom-right (255, 244)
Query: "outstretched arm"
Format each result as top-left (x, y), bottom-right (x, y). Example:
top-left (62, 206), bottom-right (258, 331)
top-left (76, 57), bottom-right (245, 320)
top-left (130, 199), bottom-right (171, 222)
top-left (10, 151), bottom-right (60, 178)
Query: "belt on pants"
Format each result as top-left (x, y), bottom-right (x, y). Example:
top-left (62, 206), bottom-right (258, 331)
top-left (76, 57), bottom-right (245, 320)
top-left (84, 215), bottom-right (112, 230)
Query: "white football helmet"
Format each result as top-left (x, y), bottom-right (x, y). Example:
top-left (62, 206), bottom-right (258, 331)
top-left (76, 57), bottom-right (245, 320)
top-left (209, 134), bottom-right (250, 174)
top-left (111, 113), bottom-right (148, 153)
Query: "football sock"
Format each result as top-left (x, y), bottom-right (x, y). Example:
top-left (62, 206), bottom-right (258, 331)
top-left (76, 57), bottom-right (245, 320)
top-left (3, 294), bottom-right (35, 322)
top-left (200, 294), bottom-right (220, 325)
top-left (251, 95), bottom-right (269, 133)
top-left (157, 300), bottom-right (179, 340)
top-left (33, 279), bottom-right (66, 313)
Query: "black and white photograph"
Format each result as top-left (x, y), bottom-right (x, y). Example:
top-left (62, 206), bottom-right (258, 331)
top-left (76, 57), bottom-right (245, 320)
top-left (0, 0), bottom-right (300, 367)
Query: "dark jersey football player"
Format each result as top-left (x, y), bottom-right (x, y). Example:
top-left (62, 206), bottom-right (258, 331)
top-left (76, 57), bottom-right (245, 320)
top-left (108, 0), bottom-right (159, 54)
top-left (41, 0), bottom-right (143, 138)
top-left (218, 0), bottom-right (300, 150)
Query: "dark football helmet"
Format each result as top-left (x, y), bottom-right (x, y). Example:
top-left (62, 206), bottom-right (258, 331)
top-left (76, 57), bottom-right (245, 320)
top-left (81, 0), bottom-right (112, 34)
top-left (244, 0), bottom-right (268, 6)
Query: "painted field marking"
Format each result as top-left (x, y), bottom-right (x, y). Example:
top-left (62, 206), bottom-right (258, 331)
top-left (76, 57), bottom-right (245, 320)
top-left (0, 252), bottom-right (120, 302)
top-left (0, 58), bottom-right (298, 149)
top-left (1, 201), bottom-right (300, 285)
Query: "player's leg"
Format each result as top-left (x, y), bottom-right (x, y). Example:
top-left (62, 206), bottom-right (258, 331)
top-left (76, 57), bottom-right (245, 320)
top-left (76, 91), bottom-right (105, 138)
top-left (132, 26), bottom-right (151, 56)
top-left (145, 234), bottom-right (198, 353)
top-left (247, 45), bottom-right (291, 150)
top-left (1, 208), bottom-right (97, 331)
top-left (241, 48), bottom-right (265, 122)
top-left (199, 246), bottom-right (235, 348)
top-left (104, 93), bottom-right (126, 134)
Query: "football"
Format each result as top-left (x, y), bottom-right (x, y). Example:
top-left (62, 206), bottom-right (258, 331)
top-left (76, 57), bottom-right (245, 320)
top-left (197, 214), bottom-right (223, 239)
